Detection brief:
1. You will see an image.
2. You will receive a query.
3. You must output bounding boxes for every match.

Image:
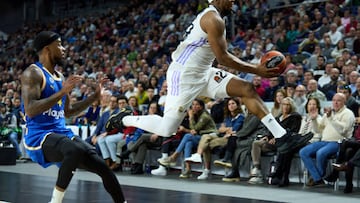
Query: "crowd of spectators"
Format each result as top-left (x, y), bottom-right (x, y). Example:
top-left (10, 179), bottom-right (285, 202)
top-left (1, 0), bottom-right (360, 193)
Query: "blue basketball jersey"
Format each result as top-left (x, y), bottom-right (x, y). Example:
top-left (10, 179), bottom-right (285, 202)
top-left (24, 62), bottom-right (74, 167)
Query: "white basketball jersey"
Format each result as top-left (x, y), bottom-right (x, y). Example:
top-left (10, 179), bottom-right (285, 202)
top-left (171, 5), bottom-right (223, 69)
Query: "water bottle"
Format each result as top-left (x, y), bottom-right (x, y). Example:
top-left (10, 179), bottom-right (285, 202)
top-left (145, 164), bottom-right (151, 174)
top-left (334, 179), bottom-right (339, 191)
top-left (303, 170), bottom-right (308, 187)
top-left (78, 120), bottom-right (82, 137)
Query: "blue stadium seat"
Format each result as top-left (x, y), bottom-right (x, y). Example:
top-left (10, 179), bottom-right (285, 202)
top-left (287, 44), bottom-right (299, 55)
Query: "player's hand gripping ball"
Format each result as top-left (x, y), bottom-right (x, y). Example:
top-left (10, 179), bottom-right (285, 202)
top-left (261, 50), bottom-right (286, 74)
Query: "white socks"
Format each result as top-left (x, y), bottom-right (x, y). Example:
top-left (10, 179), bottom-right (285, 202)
top-left (261, 114), bottom-right (286, 138)
top-left (49, 187), bottom-right (65, 203)
top-left (162, 153), bottom-right (168, 159)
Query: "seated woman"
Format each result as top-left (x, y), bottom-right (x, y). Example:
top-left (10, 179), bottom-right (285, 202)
top-left (248, 97), bottom-right (302, 184)
top-left (185, 97), bottom-right (245, 180)
top-left (158, 98), bottom-right (217, 178)
top-left (269, 97), bottom-right (322, 187)
top-left (124, 102), bottom-right (163, 174)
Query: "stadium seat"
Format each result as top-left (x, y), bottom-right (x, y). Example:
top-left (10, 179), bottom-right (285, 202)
top-left (287, 44), bottom-right (299, 55)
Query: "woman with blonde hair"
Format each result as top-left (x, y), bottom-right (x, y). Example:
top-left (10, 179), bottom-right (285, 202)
top-left (271, 89), bottom-right (287, 117)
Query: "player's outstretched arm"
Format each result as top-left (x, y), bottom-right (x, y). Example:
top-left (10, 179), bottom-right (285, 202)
top-left (201, 11), bottom-right (279, 78)
top-left (65, 77), bottom-right (108, 117)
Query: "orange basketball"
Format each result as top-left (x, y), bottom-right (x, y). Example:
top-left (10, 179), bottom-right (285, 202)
top-left (260, 50), bottom-right (286, 74)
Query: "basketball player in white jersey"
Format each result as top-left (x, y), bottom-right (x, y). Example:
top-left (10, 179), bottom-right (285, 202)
top-left (123, 0), bottom-right (311, 153)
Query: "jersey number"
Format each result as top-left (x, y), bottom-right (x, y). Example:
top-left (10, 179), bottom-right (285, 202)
top-left (183, 23), bottom-right (194, 40)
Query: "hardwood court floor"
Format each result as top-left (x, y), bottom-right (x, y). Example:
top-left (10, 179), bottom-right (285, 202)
top-left (0, 162), bottom-right (359, 203)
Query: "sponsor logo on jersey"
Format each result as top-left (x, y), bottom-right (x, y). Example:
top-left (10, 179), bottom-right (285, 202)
top-left (43, 109), bottom-right (65, 119)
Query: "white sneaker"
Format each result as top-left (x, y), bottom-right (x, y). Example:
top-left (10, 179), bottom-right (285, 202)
top-left (248, 176), bottom-right (263, 184)
top-left (250, 167), bottom-right (261, 177)
top-left (151, 167), bottom-right (167, 176)
top-left (185, 153), bottom-right (202, 163)
top-left (197, 169), bottom-right (210, 180)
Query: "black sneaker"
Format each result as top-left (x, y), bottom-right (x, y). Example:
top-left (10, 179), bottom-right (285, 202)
top-left (222, 170), bottom-right (240, 182)
top-left (131, 163), bottom-right (144, 175)
top-left (120, 150), bottom-right (131, 159)
top-left (105, 106), bottom-right (133, 132)
top-left (276, 132), bottom-right (313, 154)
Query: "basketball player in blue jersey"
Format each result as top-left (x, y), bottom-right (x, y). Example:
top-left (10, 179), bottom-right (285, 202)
top-left (123, 0), bottom-right (312, 155)
top-left (21, 31), bottom-right (126, 203)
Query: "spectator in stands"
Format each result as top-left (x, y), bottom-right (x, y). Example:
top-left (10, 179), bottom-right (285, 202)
top-left (337, 84), bottom-right (360, 117)
top-left (263, 77), bottom-right (281, 102)
top-left (145, 87), bottom-right (160, 107)
top-left (302, 70), bottom-right (314, 87)
top-left (348, 71), bottom-right (359, 94)
top-left (284, 54), bottom-right (296, 73)
top-left (157, 80), bottom-right (167, 111)
top-left (83, 99), bottom-right (101, 126)
top-left (293, 84), bottom-right (308, 116)
top-left (331, 39), bottom-right (348, 59)
top-left (321, 68), bottom-right (340, 100)
top-left (287, 22), bottom-right (299, 43)
top-left (299, 93), bottom-right (355, 186)
top-left (271, 89), bottom-right (286, 117)
top-left (328, 22), bottom-right (343, 46)
top-left (252, 75), bottom-right (265, 99)
top-left (310, 10), bottom-right (323, 31)
top-left (276, 30), bottom-right (291, 53)
top-left (123, 102), bottom-right (163, 174)
top-left (295, 63), bottom-right (305, 84)
top-left (284, 70), bottom-right (299, 86)
top-left (325, 139), bottom-right (360, 193)
top-left (0, 102), bottom-right (22, 158)
top-left (158, 98), bottom-right (217, 179)
top-left (344, 27), bottom-right (356, 50)
top-left (284, 83), bottom-right (297, 99)
top-left (352, 77), bottom-right (360, 102)
top-left (11, 97), bottom-right (23, 125)
top-left (128, 95), bottom-right (139, 113)
top-left (136, 81), bottom-right (149, 113)
top-left (148, 76), bottom-right (160, 96)
top-left (334, 56), bottom-right (346, 73)
top-left (352, 27), bottom-right (360, 55)
top-left (94, 95), bottom-right (123, 169)
top-left (320, 35), bottom-right (334, 62)
top-left (99, 90), bottom-right (112, 117)
top-left (341, 63), bottom-right (356, 84)
top-left (305, 45), bottom-right (323, 71)
top-left (151, 115), bottom-right (189, 176)
top-left (307, 79), bottom-right (327, 105)
top-left (221, 112), bottom-right (261, 182)
top-left (264, 37), bottom-right (275, 52)
top-left (296, 20), bottom-right (310, 41)
top-left (113, 96), bottom-right (135, 171)
top-left (318, 63), bottom-right (334, 88)
top-left (185, 97), bottom-right (245, 180)
top-left (350, 54), bottom-right (360, 71)
top-left (298, 31), bottom-right (319, 56)
top-left (248, 97), bottom-right (302, 184)
top-left (313, 55), bottom-right (327, 80)
top-left (124, 80), bottom-right (137, 99)
top-left (269, 97), bottom-right (322, 187)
